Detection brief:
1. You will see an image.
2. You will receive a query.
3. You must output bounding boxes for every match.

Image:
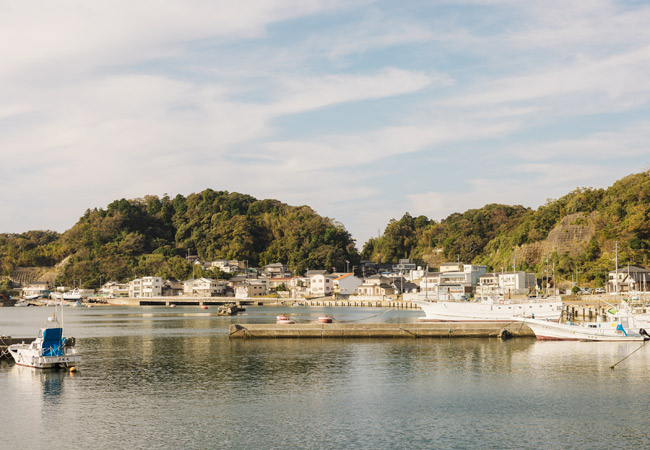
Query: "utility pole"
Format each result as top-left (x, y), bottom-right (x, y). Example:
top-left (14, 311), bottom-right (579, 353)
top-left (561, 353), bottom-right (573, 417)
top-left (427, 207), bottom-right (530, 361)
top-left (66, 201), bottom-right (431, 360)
top-left (615, 241), bottom-right (619, 294)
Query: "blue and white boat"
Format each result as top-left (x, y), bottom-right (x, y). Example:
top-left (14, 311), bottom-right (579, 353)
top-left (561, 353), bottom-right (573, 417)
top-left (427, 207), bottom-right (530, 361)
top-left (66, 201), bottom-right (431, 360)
top-left (8, 313), bottom-right (81, 369)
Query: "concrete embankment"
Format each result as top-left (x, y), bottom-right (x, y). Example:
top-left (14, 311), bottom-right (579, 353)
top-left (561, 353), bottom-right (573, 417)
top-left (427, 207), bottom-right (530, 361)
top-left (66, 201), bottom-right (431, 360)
top-left (229, 322), bottom-right (534, 339)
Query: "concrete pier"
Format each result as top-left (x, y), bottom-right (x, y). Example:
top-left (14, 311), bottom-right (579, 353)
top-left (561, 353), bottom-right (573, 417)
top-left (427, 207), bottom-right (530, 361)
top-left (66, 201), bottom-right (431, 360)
top-left (229, 322), bottom-right (534, 339)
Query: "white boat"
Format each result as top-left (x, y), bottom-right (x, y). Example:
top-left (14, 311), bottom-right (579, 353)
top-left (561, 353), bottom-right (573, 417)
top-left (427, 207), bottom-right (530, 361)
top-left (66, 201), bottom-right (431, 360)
top-left (519, 307), bottom-right (650, 341)
top-left (7, 313), bottom-right (81, 369)
top-left (14, 299), bottom-right (30, 307)
top-left (62, 288), bottom-right (82, 301)
top-left (414, 295), bottom-right (563, 322)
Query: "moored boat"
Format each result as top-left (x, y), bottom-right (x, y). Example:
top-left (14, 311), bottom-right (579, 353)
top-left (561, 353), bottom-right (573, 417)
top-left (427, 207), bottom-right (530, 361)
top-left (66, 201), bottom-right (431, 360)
top-left (518, 305), bottom-right (650, 341)
top-left (414, 295), bottom-right (563, 322)
top-left (318, 315), bottom-right (333, 323)
top-left (7, 313), bottom-right (81, 369)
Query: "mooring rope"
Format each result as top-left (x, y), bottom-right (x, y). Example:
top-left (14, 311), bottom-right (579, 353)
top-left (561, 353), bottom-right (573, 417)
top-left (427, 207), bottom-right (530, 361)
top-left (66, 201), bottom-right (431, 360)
top-left (610, 339), bottom-right (648, 369)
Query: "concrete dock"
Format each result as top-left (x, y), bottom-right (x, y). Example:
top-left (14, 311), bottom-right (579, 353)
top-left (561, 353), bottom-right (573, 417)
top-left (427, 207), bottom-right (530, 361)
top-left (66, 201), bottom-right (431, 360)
top-left (229, 322), bottom-right (534, 339)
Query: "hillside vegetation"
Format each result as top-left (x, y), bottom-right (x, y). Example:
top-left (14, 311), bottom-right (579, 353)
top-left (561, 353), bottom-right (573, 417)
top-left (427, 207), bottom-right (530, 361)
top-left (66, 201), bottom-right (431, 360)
top-left (362, 171), bottom-right (650, 287)
top-left (3, 172), bottom-right (650, 289)
top-left (0, 190), bottom-right (359, 286)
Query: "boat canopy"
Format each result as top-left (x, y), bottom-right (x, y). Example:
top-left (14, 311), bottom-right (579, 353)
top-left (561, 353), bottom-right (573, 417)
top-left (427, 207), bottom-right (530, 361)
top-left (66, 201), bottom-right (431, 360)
top-left (42, 328), bottom-right (64, 356)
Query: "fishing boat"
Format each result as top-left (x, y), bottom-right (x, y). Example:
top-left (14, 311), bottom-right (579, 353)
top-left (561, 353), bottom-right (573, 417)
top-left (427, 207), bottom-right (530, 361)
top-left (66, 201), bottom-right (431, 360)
top-left (7, 312), bottom-right (81, 369)
top-left (518, 307), bottom-right (650, 341)
top-left (414, 295), bottom-right (563, 322)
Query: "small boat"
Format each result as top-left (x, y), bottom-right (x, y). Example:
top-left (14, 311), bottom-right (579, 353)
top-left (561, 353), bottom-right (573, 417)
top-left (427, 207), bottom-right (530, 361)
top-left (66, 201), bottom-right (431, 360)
top-left (14, 299), bottom-right (30, 307)
top-left (8, 313), bottom-right (81, 369)
top-left (318, 315), bottom-right (333, 323)
top-left (276, 314), bottom-right (295, 324)
top-left (201, 305), bottom-right (208, 310)
top-left (518, 306), bottom-right (650, 341)
top-left (62, 288), bottom-right (82, 301)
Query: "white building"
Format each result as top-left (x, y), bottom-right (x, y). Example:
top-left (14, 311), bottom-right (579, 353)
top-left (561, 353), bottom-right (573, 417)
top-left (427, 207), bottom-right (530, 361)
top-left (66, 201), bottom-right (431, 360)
top-left (309, 274), bottom-right (335, 296)
top-left (476, 271), bottom-right (536, 297)
top-left (183, 277), bottom-right (226, 296)
top-left (129, 276), bottom-right (163, 298)
top-left (419, 264), bottom-right (487, 300)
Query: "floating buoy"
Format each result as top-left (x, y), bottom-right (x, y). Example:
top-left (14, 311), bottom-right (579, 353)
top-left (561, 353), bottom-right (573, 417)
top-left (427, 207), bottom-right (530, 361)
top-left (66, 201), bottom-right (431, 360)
top-left (276, 314), bottom-right (295, 324)
top-left (69, 366), bottom-right (78, 373)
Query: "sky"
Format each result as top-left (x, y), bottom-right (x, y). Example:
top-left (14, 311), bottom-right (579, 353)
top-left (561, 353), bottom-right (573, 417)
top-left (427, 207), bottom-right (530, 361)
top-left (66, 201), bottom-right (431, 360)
top-left (2, 0), bottom-right (650, 249)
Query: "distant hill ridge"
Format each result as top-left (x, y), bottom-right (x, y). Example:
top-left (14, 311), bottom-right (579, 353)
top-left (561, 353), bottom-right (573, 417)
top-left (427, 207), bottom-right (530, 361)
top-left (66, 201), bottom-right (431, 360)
top-left (2, 171), bottom-right (650, 288)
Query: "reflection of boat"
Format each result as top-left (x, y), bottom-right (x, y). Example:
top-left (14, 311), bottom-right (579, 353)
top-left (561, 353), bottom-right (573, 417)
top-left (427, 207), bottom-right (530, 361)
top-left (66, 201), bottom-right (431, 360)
top-left (519, 308), bottom-right (650, 341)
top-left (8, 313), bottom-right (81, 369)
top-left (415, 295), bottom-right (563, 322)
top-left (277, 314), bottom-right (295, 324)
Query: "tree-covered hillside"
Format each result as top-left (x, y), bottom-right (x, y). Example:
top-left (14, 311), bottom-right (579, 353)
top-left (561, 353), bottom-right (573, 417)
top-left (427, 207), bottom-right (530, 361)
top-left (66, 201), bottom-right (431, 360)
top-left (0, 190), bottom-right (359, 286)
top-left (363, 171), bottom-right (650, 287)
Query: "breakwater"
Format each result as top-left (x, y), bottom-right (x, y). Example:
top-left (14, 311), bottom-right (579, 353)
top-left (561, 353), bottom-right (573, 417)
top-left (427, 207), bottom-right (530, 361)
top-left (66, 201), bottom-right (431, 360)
top-left (229, 322), bottom-right (534, 339)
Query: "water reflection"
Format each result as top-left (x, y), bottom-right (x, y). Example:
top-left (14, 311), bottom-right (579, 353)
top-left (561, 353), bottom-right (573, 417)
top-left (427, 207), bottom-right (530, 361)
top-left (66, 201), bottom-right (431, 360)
top-left (3, 306), bottom-right (650, 449)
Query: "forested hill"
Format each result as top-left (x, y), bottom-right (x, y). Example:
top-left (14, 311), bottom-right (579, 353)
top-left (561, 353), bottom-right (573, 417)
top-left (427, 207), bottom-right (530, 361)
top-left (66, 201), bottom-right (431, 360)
top-left (362, 171), bottom-right (650, 287)
top-left (0, 190), bottom-right (359, 286)
top-left (3, 171), bottom-right (650, 289)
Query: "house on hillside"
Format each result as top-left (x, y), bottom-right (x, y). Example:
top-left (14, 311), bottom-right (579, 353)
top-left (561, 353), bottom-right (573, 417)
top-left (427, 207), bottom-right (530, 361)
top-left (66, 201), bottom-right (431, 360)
top-left (608, 265), bottom-right (650, 293)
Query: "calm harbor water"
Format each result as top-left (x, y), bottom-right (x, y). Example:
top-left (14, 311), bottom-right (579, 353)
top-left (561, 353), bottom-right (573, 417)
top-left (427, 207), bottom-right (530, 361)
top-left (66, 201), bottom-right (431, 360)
top-left (2, 305), bottom-right (650, 450)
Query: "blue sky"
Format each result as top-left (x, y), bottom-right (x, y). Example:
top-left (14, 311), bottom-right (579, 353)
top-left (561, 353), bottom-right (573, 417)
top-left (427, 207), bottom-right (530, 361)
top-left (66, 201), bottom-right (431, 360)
top-left (2, 0), bottom-right (650, 248)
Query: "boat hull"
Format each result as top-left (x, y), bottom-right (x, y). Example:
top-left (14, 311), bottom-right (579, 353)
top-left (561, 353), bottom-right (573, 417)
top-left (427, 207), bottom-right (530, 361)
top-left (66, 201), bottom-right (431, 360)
top-left (414, 299), bottom-right (563, 322)
top-left (8, 345), bottom-right (82, 369)
top-left (522, 318), bottom-right (647, 341)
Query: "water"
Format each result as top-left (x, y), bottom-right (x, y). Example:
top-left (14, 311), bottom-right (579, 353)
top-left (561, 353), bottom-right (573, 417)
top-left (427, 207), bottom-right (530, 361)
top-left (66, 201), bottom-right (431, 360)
top-left (2, 306), bottom-right (650, 449)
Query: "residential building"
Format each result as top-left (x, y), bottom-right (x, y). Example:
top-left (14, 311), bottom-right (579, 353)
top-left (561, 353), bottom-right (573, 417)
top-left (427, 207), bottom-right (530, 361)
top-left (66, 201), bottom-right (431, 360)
top-left (101, 281), bottom-right (130, 298)
top-left (608, 265), bottom-right (650, 293)
top-left (161, 280), bottom-right (184, 296)
top-left (129, 276), bottom-right (163, 298)
top-left (235, 281), bottom-right (267, 298)
top-left (355, 275), bottom-right (396, 297)
top-left (476, 271), bottom-right (536, 297)
top-left (183, 278), bottom-right (226, 296)
top-left (333, 273), bottom-right (363, 297)
top-left (309, 273), bottom-right (335, 296)
top-left (21, 281), bottom-right (50, 298)
top-left (263, 263), bottom-right (291, 278)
